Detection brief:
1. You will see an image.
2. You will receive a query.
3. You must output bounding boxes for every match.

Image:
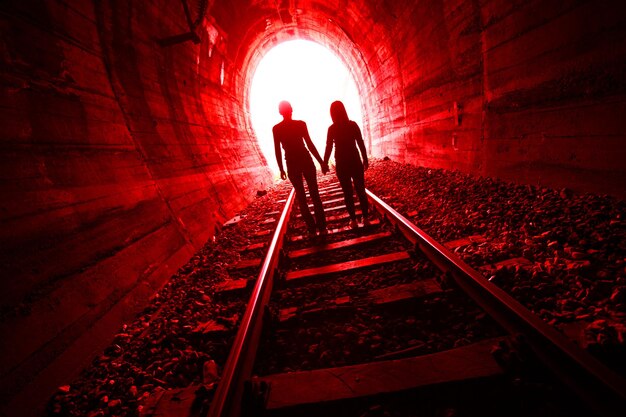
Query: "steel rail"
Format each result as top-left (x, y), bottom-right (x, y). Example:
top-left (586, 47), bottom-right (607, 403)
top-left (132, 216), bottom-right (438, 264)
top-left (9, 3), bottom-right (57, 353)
top-left (366, 189), bottom-right (626, 417)
top-left (207, 188), bottom-right (295, 417)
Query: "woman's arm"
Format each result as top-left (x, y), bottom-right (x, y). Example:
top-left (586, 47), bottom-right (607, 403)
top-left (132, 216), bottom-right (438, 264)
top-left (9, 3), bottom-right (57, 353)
top-left (323, 125), bottom-right (334, 165)
top-left (354, 122), bottom-right (368, 169)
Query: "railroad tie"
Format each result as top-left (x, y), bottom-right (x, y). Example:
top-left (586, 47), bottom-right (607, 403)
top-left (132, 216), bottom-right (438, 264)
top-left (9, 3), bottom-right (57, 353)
top-left (289, 231), bottom-right (392, 258)
top-left (285, 251), bottom-right (410, 286)
top-left (231, 258), bottom-right (262, 270)
top-left (279, 279), bottom-right (443, 323)
top-left (295, 202), bottom-right (360, 218)
top-left (289, 218), bottom-right (380, 242)
top-left (255, 337), bottom-right (507, 410)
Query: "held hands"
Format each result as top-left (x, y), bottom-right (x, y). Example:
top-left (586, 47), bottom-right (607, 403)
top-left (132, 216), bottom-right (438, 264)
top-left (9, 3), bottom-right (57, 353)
top-left (280, 170), bottom-right (287, 180)
top-left (321, 162), bottom-right (329, 175)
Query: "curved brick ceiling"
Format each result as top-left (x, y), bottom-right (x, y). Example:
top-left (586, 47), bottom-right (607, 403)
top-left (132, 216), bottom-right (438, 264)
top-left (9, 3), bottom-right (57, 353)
top-left (229, 0), bottom-right (404, 158)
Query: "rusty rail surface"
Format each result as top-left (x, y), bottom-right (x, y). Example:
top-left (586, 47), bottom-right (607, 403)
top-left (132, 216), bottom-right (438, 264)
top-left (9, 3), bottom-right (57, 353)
top-left (207, 188), bottom-right (295, 417)
top-left (366, 189), bottom-right (626, 417)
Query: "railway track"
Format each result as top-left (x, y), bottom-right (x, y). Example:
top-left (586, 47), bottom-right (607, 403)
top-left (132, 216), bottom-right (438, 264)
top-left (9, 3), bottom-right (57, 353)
top-left (206, 181), bottom-right (626, 417)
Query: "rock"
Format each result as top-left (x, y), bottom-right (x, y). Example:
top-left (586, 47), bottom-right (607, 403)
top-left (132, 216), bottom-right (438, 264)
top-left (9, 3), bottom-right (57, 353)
top-left (203, 360), bottom-right (219, 385)
top-left (610, 287), bottom-right (626, 304)
top-left (104, 344), bottom-right (123, 357)
top-left (560, 188), bottom-right (573, 199)
top-left (108, 399), bottom-right (121, 408)
top-left (359, 404), bottom-right (389, 417)
top-left (193, 320), bottom-right (228, 336)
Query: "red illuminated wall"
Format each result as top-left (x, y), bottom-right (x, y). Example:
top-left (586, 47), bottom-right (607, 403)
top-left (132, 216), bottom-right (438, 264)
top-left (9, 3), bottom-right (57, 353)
top-left (0, 1), bottom-right (272, 413)
top-left (1, 0), bottom-right (625, 415)
top-left (377, 0), bottom-right (626, 195)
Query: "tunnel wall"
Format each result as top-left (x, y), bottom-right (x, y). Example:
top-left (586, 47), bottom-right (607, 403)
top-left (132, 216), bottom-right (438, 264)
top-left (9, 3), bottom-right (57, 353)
top-left (2, 0), bottom-right (626, 415)
top-left (0, 1), bottom-right (271, 413)
top-left (373, 0), bottom-right (626, 196)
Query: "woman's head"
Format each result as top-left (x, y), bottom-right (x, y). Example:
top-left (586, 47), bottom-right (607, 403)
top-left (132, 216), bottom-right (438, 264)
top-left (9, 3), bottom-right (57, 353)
top-left (330, 100), bottom-right (349, 124)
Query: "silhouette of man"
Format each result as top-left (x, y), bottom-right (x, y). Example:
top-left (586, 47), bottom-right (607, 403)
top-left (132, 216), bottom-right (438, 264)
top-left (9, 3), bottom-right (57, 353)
top-left (273, 100), bottom-right (329, 236)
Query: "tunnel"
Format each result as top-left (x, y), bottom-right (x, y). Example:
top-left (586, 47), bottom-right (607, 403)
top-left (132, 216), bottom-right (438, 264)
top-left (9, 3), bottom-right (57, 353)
top-left (1, 1), bottom-right (625, 416)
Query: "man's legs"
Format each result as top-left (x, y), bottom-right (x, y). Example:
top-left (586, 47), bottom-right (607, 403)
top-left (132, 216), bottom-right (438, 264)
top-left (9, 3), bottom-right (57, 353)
top-left (302, 161), bottom-right (326, 232)
top-left (288, 169), bottom-right (316, 233)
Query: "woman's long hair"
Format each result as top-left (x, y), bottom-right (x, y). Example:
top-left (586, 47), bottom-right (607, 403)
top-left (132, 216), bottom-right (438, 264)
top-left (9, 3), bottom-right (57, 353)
top-left (330, 100), bottom-right (349, 124)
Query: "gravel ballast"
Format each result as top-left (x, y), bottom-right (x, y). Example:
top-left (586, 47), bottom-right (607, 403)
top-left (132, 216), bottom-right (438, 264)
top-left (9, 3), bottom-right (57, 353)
top-left (47, 159), bottom-right (625, 416)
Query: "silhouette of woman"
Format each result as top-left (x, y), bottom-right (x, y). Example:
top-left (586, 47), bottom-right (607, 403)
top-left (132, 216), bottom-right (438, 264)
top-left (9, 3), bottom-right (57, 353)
top-left (323, 101), bottom-right (369, 229)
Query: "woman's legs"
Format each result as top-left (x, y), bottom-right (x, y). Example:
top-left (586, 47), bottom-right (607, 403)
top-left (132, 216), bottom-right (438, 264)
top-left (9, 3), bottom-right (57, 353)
top-left (336, 167), bottom-right (356, 220)
top-left (352, 164), bottom-right (368, 219)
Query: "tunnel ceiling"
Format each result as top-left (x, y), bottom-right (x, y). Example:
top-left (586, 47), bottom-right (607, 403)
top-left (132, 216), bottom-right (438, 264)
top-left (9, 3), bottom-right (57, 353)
top-left (224, 0), bottom-right (405, 152)
top-left (1, 1), bottom-right (626, 416)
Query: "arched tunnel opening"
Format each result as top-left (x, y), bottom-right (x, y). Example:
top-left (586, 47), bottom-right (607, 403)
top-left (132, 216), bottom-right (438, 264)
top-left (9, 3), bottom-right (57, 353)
top-left (1, 1), bottom-right (625, 416)
top-left (249, 39), bottom-right (363, 174)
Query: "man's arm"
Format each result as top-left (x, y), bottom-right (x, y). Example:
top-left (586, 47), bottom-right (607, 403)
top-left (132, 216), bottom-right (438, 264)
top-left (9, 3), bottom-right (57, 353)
top-left (354, 122), bottom-right (368, 170)
top-left (301, 122), bottom-right (328, 173)
top-left (273, 128), bottom-right (287, 180)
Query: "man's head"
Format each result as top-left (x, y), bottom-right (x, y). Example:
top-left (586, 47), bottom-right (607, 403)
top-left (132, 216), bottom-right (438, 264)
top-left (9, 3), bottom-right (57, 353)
top-left (278, 101), bottom-right (293, 118)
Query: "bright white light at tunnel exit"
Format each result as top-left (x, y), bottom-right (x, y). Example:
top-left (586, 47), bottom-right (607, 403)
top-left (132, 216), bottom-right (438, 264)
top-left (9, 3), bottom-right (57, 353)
top-left (249, 40), bottom-right (363, 177)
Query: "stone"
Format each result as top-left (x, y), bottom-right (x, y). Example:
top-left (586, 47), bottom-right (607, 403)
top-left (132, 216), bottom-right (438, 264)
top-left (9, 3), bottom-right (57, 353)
top-left (203, 360), bottom-right (219, 385)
